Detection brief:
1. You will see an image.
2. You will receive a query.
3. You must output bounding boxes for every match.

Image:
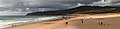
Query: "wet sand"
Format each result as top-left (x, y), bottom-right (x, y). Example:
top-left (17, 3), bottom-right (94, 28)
top-left (9, 13), bottom-right (120, 29)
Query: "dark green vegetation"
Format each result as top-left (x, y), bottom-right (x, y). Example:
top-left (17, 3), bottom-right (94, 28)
top-left (27, 6), bottom-right (120, 16)
top-left (79, 8), bottom-right (120, 14)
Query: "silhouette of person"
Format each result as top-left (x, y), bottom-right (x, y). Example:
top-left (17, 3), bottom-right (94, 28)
top-left (66, 22), bottom-right (68, 25)
top-left (98, 22), bottom-right (100, 26)
top-left (100, 22), bottom-right (103, 25)
top-left (81, 19), bottom-right (84, 23)
top-left (98, 22), bottom-right (103, 26)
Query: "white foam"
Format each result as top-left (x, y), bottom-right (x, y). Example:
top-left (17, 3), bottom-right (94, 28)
top-left (0, 21), bottom-right (28, 28)
top-left (0, 16), bottom-right (61, 29)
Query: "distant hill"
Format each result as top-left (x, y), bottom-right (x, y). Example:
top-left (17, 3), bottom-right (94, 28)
top-left (27, 6), bottom-right (120, 16)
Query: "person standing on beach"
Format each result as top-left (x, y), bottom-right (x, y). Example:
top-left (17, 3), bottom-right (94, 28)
top-left (66, 22), bottom-right (68, 25)
top-left (81, 19), bottom-right (84, 23)
top-left (98, 22), bottom-right (103, 26)
top-left (64, 16), bottom-right (69, 25)
top-left (98, 18), bottom-right (104, 26)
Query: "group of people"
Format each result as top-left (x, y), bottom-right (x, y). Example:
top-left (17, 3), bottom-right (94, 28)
top-left (62, 16), bottom-right (106, 26)
top-left (62, 16), bottom-right (84, 25)
top-left (98, 22), bottom-right (104, 26)
top-left (65, 19), bottom-right (84, 25)
top-left (65, 19), bottom-right (105, 26)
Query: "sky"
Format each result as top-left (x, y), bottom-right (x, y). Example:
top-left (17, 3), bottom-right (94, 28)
top-left (0, 0), bottom-right (120, 8)
top-left (0, 0), bottom-right (120, 11)
top-left (0, 0), bottom-right (119, 16)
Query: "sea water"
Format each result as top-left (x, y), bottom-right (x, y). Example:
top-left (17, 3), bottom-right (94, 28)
top-left (0, 16), bottom-right (60, 28)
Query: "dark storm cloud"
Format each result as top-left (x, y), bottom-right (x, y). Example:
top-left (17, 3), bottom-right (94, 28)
top-left (20, 0), bottom-right (99, 8)
top-left (0, 0), bottom-right (120, 8)
top-left (0, 0), bottom-right (120, 16)
top-left (0, 0), bottom-right (100, 8)
top-left (0, 0), bottom-right (119, 13)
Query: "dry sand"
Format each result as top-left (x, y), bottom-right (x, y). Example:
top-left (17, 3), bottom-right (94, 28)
top-left (9, 13), bottom-right (120, 29)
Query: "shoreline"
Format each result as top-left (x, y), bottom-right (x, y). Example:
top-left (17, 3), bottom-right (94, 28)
top-left (4, 13), bottom-right (120, 29)
top-left (0, 16), bottom-right (62, 29)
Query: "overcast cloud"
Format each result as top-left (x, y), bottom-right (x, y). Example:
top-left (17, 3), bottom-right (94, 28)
top-left (0, 0), bottom-right (120, 8)
top-left (0, 0), bottom-right (120, 12)
top-left (0, 0), bottom-right (120, 16)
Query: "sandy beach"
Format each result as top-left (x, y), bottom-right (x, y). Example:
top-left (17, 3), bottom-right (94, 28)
top-left (8, 13), bottom-right (120, 29)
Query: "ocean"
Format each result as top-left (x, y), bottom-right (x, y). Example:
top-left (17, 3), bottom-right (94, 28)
top-left (0, 16), bottom-right (60, 28)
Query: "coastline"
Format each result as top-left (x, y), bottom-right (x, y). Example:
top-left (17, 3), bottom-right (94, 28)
top-left (5, 13), bottom-right (120, 29)
top-left (0, 16), bottom-right (62, 29)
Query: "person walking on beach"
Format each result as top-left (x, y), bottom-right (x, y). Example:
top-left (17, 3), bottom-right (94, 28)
top-left (81, 19), bottom-right (84, 23)
top-left (98, 22), bottom-right (103, 26)
top-left (65, 19), bottom-right (69, 25)
top-left (66, 22), bottom-right (68, 25)
top-left (63, 16), bottom-right (69, 25)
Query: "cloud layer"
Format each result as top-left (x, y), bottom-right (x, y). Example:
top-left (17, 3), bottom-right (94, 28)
top-left (0, 0), bottom-right (99, 8)
top-left (0, 0), bottom-right (119, 16)
top-left (89, 0), bottom-right (120, 6)
top-left (0, 0), bottom-right (120, 12)
top-left (0, 0), bottom-right (120, 8)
